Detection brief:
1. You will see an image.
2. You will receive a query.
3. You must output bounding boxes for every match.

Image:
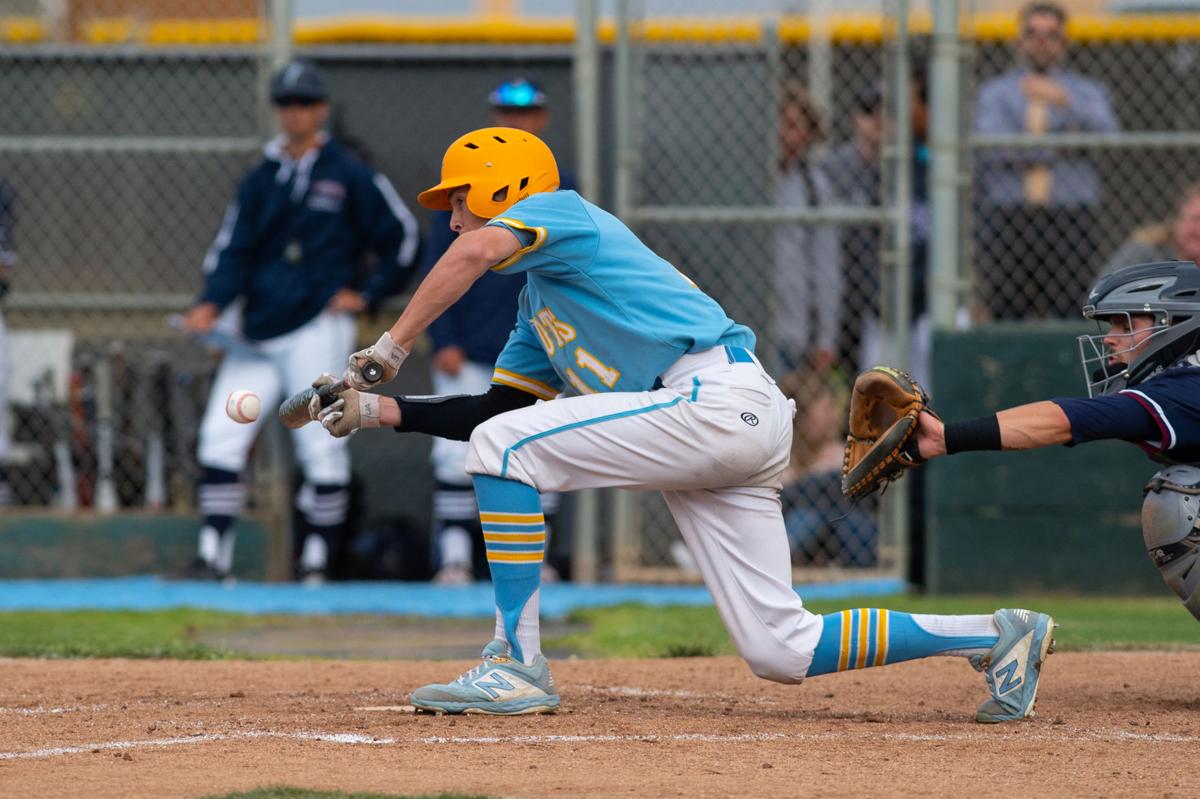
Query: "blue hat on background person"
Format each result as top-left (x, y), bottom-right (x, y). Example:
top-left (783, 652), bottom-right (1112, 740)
top-left (488, 77), bottom-right (547, 111)
top-left (270, 60), bottom-right (329, 105)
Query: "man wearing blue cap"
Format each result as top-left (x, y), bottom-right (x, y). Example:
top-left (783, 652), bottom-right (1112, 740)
top-left (423, 78), bottom-right (575, 585)
top-left (180, 60), bottom-right (420, 582)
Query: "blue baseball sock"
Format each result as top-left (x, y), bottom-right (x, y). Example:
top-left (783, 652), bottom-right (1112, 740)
top-left (473, 474), bottom-right (545, 665)
top-left (807, 609), bottom-right (999, 677)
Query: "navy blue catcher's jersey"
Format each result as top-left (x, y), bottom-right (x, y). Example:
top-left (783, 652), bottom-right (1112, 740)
top-left (1053, 360), bottom-right (1200, 465)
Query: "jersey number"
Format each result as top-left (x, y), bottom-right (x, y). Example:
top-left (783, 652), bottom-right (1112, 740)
top-left (532, 308), bottom-right (621, 392)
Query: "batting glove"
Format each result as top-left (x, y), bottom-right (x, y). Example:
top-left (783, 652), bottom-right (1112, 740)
top-left (317, 390), bottom-right (382, 438)
top-left (345, 331), bottom-right (408, 390)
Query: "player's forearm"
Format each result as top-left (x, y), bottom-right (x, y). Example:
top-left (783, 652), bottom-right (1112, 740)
top-left (921, 400), bottom-right (1073, 459)
top-left (386, 231), bottom-right (510, 350)
top-left (996, 401), bottom-right (1073, 449)
top-left (378, 396), bottom-right (400, 427)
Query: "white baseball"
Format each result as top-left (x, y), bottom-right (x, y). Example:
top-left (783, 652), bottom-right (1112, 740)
top-left (225, 390), bottom-right (261, 424)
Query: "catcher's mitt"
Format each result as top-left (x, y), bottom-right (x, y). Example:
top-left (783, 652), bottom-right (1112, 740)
top-left (841, 366), bottom-right (937, 499)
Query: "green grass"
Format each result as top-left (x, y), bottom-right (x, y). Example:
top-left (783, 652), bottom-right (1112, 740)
top-left (0, 595), bottom-right (1195, 660)
top-left (548, 594), bottom-right (1200, 658)
top-left (203, 789), bottom-right (491, 799)
top-left (0, 608), bottom-right (260, 659)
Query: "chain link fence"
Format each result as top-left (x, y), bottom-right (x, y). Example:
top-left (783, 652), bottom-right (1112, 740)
top-left (610, 3), bottom-right (910, 581)
top-left (965, 3), bottom-right (1200, 321)
top-left (0, 1), bottom-right (272, 517)
top-left (6, 2), bottom-right (1200, 583)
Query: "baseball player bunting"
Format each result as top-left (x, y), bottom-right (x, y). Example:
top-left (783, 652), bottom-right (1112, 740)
top-left (311, 127), bottom-right (1055, 723)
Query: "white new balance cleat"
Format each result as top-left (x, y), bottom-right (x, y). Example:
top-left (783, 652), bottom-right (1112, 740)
top-left (410, 639), bottom-right (560, 715)
top-left (971, 608), bottom-right (1057, 723)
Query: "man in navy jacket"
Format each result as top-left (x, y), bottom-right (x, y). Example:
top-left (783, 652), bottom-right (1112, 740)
top-left (181, 60), bottom-right (419, 581)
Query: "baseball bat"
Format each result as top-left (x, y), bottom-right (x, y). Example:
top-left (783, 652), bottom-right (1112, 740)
top-left (277, 361), bottom-right (383, 429)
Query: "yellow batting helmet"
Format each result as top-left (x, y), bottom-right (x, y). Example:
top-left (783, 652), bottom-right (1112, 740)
top-left (418, 127), bottom-right (560, 218)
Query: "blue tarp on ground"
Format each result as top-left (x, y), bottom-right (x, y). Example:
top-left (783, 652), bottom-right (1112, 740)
top-left (0, 576), bottom-right (906, 617)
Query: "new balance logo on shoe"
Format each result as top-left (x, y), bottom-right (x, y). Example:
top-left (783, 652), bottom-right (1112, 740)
top-left (473, 672), bottom-right (517, 699)
top-left (994, 659), bottom-right (1023, 695)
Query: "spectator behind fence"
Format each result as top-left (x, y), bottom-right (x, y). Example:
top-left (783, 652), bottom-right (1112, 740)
top-left (1102, 182), bottom-right (1200, 276)
top-left (181, 60), bottom-right (420, 582)
top-left (774, 84), bottom-right (840, 374)
top-left (778, 370), bottom-right (878, 567)
top-left (0, 181), bottom-right (14, 507)
top-left (974, 1), bottom-right (1118, 319)
top-left (820, 84), bottom-right (882, 369)
top-left (823, 72), bottom-right (933, 386)
top-left (422, 78), bottom-right (574, 585)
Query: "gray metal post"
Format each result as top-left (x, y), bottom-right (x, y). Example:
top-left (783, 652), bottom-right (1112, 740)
top-left (264, 0), bottom-right (296, 580)
top-left (613, 0), bottom-right (635, 218)
top-left (808, 0), bottom-right (834, 132)
top-left (573, 0), bottom-right (600, 202)
top-left (269, 0), bottom-right (295, 69)
top-left (571, 0), bottom-right (601, 583)
top-left (891, 1), bottom-right (913, 372)
top-left (880, 0), bottom-right (913, 586)
top-left (930, 0), bottom-right (962, 329)
top-left (610, 0), bottom-right (642, 579)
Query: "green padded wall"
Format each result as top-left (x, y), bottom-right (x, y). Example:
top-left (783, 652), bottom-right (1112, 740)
top-left (927, 323), bottom-right (1166, 594)
top-left (0, 514), bottom-right (268, 579)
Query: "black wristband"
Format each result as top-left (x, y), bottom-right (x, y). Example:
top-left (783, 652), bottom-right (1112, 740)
top-left (943, 415), bottom-right (1002, 454)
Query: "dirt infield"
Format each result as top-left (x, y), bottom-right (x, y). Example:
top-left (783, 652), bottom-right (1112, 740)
top-left (2, 653), bottom-right (1198, 798)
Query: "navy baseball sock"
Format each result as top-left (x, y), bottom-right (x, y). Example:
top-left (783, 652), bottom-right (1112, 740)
top-left (197, 467), bottom-right (243, 573)
top-left (433, 481), bottom-right (479, 572)
top-left (299, 482), bottom-right (349, 575)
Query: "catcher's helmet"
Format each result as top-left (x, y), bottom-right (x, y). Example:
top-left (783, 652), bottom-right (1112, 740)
top-left (1077, 261), bottom-right (1200, 396)
top-left (417, 127), bottom-right (559, 219)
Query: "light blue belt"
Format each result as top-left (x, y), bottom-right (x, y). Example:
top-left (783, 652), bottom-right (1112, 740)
top-left (724, 345), bottom-right (755, 364)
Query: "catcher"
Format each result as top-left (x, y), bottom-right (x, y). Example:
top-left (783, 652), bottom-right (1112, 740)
top-left (846, 260), bottom-right (1200, 622)
top-left (311, 125), bottom-right (1054, 722)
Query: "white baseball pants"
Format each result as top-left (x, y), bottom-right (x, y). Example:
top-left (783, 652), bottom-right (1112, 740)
top-left (431, 359), bottom-right (495, 486)
top-left (466, 346), bottom-right (824, 682)
top-left (198, 310), bottom-right (355, 485)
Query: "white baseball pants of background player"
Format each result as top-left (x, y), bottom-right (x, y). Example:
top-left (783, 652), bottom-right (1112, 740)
top-left (467, 345), bottom-right (824, 681)
top-left (196, 309), bottom-right (355, 577)
top-left (432, 360), bottom-right (562, 580)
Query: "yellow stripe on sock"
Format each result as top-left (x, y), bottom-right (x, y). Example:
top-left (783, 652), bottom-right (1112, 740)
top-left (874, 609), bottom-right (889, 667)
top-left (855, 608), bottom-right (870, 670)
top-left (482, 532), bottom-right (546, 543)
top-left (838, 609), bottom-right (852, 672)
top-left (479, 512), bottom-right (544, 524)
top-left (486, 551), bottom-right (544, 563)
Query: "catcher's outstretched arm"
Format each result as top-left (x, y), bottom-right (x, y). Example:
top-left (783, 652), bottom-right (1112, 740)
top-left (916, 401), bottom-right (1072, 459)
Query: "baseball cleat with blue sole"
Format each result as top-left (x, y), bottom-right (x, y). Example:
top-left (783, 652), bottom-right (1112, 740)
top-left (971, 608), bottom-right (1057, 723)
top-left (410, 639), bottom-right (560, 716)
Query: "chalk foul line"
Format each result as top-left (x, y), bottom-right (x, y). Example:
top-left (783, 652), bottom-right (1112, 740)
top-left (2, 725), bottom-right (1199, 761)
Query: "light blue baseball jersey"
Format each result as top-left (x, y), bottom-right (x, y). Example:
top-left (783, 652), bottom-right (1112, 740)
top-left (485, 190), bottom-right (755, 398)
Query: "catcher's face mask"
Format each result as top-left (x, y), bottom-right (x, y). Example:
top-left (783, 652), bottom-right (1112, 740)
top-left (1077, 312), bottom-right (1169, 397)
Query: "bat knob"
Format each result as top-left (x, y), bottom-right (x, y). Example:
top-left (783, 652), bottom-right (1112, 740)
top-left (362, 361), bottom-right (384, 384)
